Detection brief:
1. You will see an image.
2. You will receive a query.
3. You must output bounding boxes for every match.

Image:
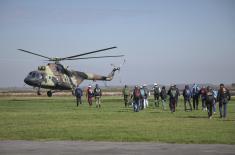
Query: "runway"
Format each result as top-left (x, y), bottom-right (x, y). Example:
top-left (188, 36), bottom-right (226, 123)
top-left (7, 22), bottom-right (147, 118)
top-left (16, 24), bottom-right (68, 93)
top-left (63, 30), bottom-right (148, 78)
top-left (0, 141), bottom-right (234, 155)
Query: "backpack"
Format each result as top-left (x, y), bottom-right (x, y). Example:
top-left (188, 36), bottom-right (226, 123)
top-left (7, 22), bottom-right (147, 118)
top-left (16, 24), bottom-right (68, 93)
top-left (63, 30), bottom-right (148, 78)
top-left (206, 91), bottom-right (214, 102)
top-left (140, 89), bottom-right (145, 97)
top-left (161, 89), bottom-right (167, 99)
top-left (185, 89), bottom-right (191, 98)
top-left (201, 89), bottom-right (206, 95)
top-left (134, 88), bottom-right (141, 99)
top-left (94, 88), bottom-right (101, 96)
top-left (154, 86), bottom-right (160, 95)
top-left (193, 86), bottom-right (199, 95)
top-left (75, 88), bottom-right (83, 97)
top-left (88, 89), bottom-right (93, 97)
top-left (124, 88), bottom-right (129, 96)
top-left (171, 89), bottom-right (177, 98)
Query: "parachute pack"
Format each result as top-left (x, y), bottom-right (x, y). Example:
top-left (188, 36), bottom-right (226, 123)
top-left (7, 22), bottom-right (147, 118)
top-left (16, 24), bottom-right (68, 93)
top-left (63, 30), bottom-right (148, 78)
top-left (140, 89), bottom-right (145, 97)
top-left (206, 91), bottom-right (214, 102)
top-left (154, 86), bottom-right (160, 95)
top-left (94, 88), bottom-right (101, 96)
top-left (171, 89), bottom-right (177, 98)
top-left (124, 88), bottom-right (129, 96)
top-left (193, 86), bottom-right (200, 95)
top-left (134, 88), bottom-right (141, 99)
top-left (185, 89), bottom-right (191, 97)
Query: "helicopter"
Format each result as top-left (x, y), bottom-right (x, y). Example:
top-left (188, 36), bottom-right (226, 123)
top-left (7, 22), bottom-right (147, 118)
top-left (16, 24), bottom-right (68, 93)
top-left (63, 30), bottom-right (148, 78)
top-left (18, 46), bottom-right (124, 97)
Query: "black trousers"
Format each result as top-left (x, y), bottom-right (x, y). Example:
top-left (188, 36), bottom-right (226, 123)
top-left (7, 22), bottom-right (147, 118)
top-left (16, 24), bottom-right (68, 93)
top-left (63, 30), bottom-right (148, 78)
top-left (76, 96), bottom-right (82, 106)
top-left (206, 101), bottom-right (213, 118)
top-left (193, 96), bottom-right (199, 110)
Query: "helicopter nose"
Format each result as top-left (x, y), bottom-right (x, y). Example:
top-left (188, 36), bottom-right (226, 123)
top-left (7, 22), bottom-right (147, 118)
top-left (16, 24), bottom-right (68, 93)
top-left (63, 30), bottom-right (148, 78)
top-left (24, 77), bottom-right (34, 86)
top-left (24, 77), bottom-right (41, 87)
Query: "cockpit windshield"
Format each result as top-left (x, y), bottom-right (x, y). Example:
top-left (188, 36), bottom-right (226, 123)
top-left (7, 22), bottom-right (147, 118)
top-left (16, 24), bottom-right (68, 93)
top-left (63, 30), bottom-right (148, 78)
top-left (28, 71), bottom-right (43, 79)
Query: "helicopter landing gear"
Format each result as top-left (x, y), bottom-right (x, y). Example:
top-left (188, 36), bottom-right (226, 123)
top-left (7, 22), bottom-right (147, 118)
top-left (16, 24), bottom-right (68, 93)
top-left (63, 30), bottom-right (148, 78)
top-left (37, 87), bottom-right (42, 95)
top-left (47, 91), bottom-right (52, 97)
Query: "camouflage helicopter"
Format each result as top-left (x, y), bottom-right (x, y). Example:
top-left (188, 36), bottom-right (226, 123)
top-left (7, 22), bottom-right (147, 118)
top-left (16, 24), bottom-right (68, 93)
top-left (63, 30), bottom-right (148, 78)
top-left (18, 47), bottom-right (124, 97)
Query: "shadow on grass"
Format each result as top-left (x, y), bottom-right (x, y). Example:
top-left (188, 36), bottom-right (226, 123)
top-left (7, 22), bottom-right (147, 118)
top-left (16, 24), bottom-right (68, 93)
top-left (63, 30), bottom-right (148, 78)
top-left (149, 111), bottom-right (161, 114)
top-left (219, 119), bottom-right (235, 122)
top-left (177, 115), bottom-right (208, 119)
top-left (117, 108), bottom-right (132, 112)
top-left (9, 99), bottom-right (53, 102)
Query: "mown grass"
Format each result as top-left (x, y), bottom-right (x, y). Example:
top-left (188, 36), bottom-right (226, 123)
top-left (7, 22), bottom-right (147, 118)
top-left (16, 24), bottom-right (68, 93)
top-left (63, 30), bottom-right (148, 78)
top-left (0, 96), bottom-right (234, 144)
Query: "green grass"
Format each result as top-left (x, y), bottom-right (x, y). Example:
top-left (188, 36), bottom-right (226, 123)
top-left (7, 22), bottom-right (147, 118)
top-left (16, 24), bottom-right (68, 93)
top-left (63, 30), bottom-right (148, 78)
top-left (0, 96), bottom-right (234, 144)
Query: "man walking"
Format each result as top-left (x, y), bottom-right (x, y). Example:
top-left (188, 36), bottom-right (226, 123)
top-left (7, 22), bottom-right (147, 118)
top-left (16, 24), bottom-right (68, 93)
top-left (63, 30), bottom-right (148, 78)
top-left (183, 85), bottom-right (192, 111)
top-left (122, 85), bottom-right (130, 107)
top-left (168, 85), bottom-right (178, 113)
top-left (75, 85), bottom-right (83, 106)
top-left (217, 84), bottom-right (231, 119)
top-left (94, 84), bottom-right (102, 108)
top-left (192, 84), bottom-right (200, 110)
top-left (153, 83), bottom-right (161, 107)
top-left (86, 85), bottom-right (93, 106)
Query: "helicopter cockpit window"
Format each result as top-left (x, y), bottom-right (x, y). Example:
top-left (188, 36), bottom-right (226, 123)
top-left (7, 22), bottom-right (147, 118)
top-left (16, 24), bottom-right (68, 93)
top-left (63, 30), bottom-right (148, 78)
top-left (28, 72), bottom-right (33, 76)
top-left (36, 73), bottom-right (42, 79)
top-left (31, 72), bottom-right (36, 78)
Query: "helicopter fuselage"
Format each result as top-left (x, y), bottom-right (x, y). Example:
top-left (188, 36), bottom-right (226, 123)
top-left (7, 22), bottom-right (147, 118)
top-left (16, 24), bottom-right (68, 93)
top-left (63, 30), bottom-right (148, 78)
top-left (24, 63), bottom-right (119, 96)
top-left (19, 46), bottom-right (123, 97)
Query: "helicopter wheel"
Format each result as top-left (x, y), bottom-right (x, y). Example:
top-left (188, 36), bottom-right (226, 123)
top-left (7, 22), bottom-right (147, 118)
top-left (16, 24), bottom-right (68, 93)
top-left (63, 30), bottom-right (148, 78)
top-left (47, 91), bottom-right (52, 97)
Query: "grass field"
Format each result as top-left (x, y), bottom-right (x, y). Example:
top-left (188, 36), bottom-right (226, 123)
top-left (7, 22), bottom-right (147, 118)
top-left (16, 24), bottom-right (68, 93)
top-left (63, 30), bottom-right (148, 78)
top-left (0, 96), bottom-right (234, 144)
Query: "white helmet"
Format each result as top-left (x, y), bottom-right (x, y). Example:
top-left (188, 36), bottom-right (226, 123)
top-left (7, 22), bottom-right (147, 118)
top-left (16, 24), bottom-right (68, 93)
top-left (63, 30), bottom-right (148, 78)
top-left (154, 83), bottom-right (158, 86)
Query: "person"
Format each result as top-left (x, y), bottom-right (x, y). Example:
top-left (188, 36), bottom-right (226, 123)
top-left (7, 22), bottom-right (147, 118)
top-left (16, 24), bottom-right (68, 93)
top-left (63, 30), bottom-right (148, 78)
top-left (75, 85), bottom-right (83, 106)
top-left (153, 83), bottom-right (161, 107)
top-left (122, 85), bottom-right (130, 107)
top-left (192, 84), bottom-right (200, 110)
top-left (133, 85), bottom-right (141, 112)
top-left (217, 83), bottom-right (231, 119)
top-left (200, 86), bottom-right (207, 111)
top-left (206, 86), bottom-right (214, 119)
top-left (86, 85), bottom-right (93, 106)
top-left (167, 85), bottom-right (178, 113)
top-left (183, 85), bottom-right (192, 111)
top-left (143, 84), bottom-right (149, 108)
top-left (94, 84), bottom-right (102, 108)
top-left (212, 89), bottom-right (218, 114)
top-left (174, 85), bottom-right (180, 107)
top-left (160, 86), bottom-right (167, 110)
top-left (139, 86), bottom-right (145, 110)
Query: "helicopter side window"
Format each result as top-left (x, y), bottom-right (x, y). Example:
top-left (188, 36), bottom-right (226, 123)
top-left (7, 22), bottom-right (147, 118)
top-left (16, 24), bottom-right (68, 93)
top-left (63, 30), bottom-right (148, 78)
top-left (56, 65), bottom-right (65, 73)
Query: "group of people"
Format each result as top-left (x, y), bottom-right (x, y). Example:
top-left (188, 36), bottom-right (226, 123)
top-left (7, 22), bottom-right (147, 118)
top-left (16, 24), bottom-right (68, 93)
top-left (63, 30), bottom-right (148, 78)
top-left (129, 84), bottom-right (150, 112)
top-left (74, 82), bottom-right (231, 119)
top-left (75, 84), bottom-right (102, 108)
top-left (122, 83), bottom-right (231, 119)
top-left (182, 83), bottom-right (231, 119)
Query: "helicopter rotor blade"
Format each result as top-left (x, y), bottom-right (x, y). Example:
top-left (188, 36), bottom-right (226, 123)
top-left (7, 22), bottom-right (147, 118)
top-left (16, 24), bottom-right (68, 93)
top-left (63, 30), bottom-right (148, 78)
top-left (18, 49), bottom-right (51, 60)
top-left (67, 55), bottom-right (124, 60)
top-left (62, 46), bottom-right (117, 60)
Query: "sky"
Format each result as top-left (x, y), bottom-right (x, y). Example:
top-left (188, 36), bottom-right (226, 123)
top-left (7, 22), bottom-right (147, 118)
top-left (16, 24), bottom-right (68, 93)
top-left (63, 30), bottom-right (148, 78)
top-left (0, 0), bottom-right (235, 88)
